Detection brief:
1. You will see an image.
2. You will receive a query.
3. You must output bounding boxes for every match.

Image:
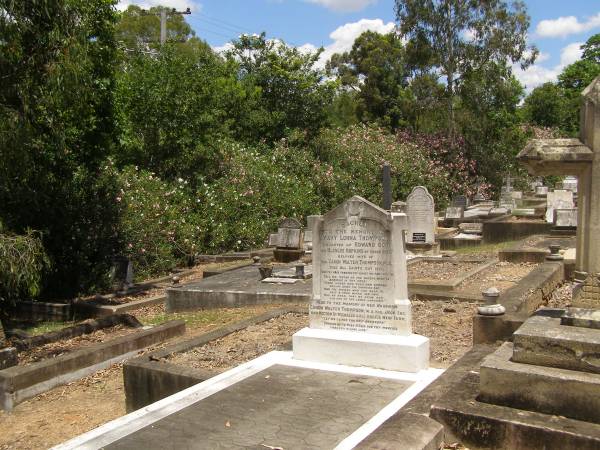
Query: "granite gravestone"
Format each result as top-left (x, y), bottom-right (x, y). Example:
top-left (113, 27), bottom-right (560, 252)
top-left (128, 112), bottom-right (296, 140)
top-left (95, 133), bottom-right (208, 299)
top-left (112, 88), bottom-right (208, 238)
top-left (452, 195), bottom-right (468, 209)
top-left (406, 186), bottom-right (435, 244)
top-left (445, 207), bottom-right (463, 219)
top-left (293, 196), bottom-right (429, 372)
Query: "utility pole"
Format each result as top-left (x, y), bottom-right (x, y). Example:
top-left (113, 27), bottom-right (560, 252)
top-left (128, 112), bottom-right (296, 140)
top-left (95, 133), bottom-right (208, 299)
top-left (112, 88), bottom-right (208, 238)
top-left (141, 7), bottom-right (192, 46)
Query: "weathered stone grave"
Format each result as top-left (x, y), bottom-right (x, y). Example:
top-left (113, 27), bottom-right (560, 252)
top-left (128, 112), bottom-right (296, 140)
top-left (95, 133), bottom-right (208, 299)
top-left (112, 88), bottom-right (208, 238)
top-left (452, 194), bottom-right (468, 209)
top-left (444, 206), bottom-right (463, 220)
top-left (406, 186), bottom-right (439, 255)
top-left (270, 217), bottom-right (304, 263)
top-left (545, 189), bottom-right (574, 223)
top-left (293, 196), bottom-right (429, 372)
top-left (555, 208), bottom-right (578, 228)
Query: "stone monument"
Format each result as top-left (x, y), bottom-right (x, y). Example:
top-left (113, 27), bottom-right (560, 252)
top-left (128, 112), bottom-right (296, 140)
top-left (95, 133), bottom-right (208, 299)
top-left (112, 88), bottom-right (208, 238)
top-left (545, 189), bottom-right (574, 223)
top-left (292, 196), bottom-right (429, 372)
top-left (405, 186), bottom-right (439, 256)
top-left (518, 75), bottom-right (600, 307)
top-left (271, 218), bottom-right (304, 263)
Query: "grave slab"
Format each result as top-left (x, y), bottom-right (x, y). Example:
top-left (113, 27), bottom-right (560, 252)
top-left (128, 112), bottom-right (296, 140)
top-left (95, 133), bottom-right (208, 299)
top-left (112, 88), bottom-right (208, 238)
top-left (480, 342), bottom-right (600, 424)
top-left (561, 307), bottom-right (600, 329)
top-left (54, 352), bottom-right (442, 450)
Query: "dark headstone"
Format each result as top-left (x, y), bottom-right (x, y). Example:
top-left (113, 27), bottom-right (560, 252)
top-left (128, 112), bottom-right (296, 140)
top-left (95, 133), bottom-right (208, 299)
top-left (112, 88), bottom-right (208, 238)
top-left (452, 195), bottom-right (468, 209)
top-left (382, 163), bottom-right (392, 210)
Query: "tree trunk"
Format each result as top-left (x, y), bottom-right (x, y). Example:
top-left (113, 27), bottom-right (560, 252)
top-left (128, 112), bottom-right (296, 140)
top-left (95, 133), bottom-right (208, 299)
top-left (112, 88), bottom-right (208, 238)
top-left (447, 71), bottom-right (456, 143)
top-left (0, 317), bottom-right (6, 348)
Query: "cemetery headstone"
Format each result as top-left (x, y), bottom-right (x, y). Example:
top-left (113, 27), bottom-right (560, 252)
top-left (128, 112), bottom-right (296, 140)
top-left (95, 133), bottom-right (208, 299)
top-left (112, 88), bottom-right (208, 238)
top-left (292, 196), bottom-right (429, 372)
top-left (498, 191), bottom-right (516, 211)
top-left (545, 190), bottom-right (574, 223)
top-left (445, 207), bottom-right (463, 220)
top-left (406, 186), bottom-right (435, 244)
top-left (390, 201), bottom-right (406, 213)
top-left (111, 256), bottom-right (134, 292)
top-left (562, 175), bottom-right (578, 193)
top-left (535, 186), bottom-right (549, 197)
top-left (555, 208), bottom-right (578, 228)
top-left (452, 195), bottom-right (468, 209)
top-left (273, 218), bottom-right (304, 262)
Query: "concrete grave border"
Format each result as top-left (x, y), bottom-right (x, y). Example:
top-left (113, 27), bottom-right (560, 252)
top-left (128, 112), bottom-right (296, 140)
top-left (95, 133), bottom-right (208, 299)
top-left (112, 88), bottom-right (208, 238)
top-left (0, 320), bottom-right (185, 411)
top-left (123, 306), bottom-right (306, 412)
top-left (407, 257), bottom-right (497, 291)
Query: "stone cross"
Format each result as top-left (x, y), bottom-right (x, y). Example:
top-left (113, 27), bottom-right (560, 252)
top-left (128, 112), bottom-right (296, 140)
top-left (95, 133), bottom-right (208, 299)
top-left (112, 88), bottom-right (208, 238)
top-left (518, 75), bottom-right (600, 306)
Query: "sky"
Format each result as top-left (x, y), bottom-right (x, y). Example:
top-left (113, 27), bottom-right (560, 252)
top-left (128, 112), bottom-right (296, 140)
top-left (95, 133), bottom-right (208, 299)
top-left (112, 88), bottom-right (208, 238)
top-left (116, 0), bottom-right (600, 92)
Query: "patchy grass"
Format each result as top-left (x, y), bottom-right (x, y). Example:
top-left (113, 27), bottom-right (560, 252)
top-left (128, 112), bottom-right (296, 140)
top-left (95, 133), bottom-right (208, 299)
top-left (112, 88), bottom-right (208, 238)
top-left (23, 321), bottom-right (75, 336)
top-left (137, 303), bottom-right (306, 332)
top-left (454, 240), bottom-right (522, 255)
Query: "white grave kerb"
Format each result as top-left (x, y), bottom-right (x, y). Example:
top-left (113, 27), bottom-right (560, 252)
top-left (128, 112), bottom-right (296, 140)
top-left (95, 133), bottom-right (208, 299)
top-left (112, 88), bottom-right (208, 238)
top-left (293, 196), bottom-right (429, 372)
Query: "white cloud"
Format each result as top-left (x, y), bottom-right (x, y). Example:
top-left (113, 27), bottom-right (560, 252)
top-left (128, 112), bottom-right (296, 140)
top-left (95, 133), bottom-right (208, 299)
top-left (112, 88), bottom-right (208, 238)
top-left (299, 18), bottom-right (394, 68)
top-left (212, 42), bottom-right (234, 54)
top-left (116, 0), bottom-right (201, 12)
top-left (535, 12), bottom-right (600, 38)
top-left (305, 0), bottom-right (377, 13)
top-left (560, 42), bottom-right (583, 66)
top-left (513, 43), bottom-right (583, 92)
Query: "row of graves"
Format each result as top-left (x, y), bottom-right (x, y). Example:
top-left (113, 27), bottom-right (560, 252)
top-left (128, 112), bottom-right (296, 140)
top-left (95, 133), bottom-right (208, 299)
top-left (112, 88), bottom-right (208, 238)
top-left (22, 78), bottom-right (600, 449)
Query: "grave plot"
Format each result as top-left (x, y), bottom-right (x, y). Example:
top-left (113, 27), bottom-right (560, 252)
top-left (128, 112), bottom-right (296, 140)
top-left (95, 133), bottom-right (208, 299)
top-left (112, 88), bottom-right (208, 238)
top-left (457, 261), bottom-right (539, 294)
top-left (0, 316), bottom-right (184, 411)
top-left (407, 258), bottom-right (494, 291)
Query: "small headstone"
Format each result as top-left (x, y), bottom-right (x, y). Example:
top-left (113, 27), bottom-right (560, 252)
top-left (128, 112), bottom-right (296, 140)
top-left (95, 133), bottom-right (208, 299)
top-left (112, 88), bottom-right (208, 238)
top-left (390, 201), bottom-right (406, 213)
top-left (276, 218), bottom-right (303, 249)
top-left (459, 223), bottom-right (483, 234)
top-left (406, 186), bottom-right (435, 244)
top-left (535, 186), bottom-right (548, 197)
top-left (472, 193), bottom-right (486, 204)
top-left (546, 190), bottom-right (574, 223)
top-left (445, 206), bottom-right (463, 219)
top-left (511, 191), bottom-right (523, 200)
top-left (111, 256), bottom-right (134, 292)
top-left (562, 175), bottom-right (578, 193)
top-left (498, 191), bottom-right (516, 211)
top-left (268, 233), bottom-right (280, 247)
top-left (555, 208), bottom-right (577, 228)
top-left (452, 195), bottom-right (468, 209)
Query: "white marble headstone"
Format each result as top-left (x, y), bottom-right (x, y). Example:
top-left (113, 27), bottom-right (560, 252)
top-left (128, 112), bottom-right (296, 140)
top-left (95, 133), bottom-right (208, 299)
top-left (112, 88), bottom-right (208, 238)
top-left (406, 186), bottom-right (435, 244)
top-left (310, 196), bottom-right (412, 336)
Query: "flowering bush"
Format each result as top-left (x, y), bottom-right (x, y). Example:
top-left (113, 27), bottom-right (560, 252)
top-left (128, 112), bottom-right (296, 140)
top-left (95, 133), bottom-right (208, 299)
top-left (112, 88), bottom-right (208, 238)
top-left (117, 166), bottom-right (204, 279)
top-left (310, 125), bottom-right (482, 209)
top-left (198, 140), bottom-right (321, 252)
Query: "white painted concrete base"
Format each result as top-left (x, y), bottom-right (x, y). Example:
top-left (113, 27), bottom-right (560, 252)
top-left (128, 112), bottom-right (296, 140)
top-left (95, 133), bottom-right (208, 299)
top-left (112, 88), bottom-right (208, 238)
top-left (53, 351), bottom-right (442, 450)
top-left (292, 327), bottom-right (430, 372)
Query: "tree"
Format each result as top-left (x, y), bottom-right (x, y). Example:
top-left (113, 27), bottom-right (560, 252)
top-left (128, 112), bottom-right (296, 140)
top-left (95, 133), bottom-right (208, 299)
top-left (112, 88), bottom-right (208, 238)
top-left (115, 5), bottom-right (194, 50)
top-left (395, 0), bottom-right (536, 139)
top-left (225, 33), bottom-right (335, 142)
top-left (115, 43), bottom-right (246, 182)
top-left (0, 0), bottom-right (121, 298)
top-left (522, 82), bottom-right (568, 129)
top-left (327, 31), bottom-right (411, 129)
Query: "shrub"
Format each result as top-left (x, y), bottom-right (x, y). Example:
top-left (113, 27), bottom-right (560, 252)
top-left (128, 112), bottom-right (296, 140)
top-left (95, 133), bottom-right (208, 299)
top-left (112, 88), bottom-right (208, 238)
top-left (0, 225), bottom-right (48, 320)
top-left (117, 166), bottom-right (204, 280)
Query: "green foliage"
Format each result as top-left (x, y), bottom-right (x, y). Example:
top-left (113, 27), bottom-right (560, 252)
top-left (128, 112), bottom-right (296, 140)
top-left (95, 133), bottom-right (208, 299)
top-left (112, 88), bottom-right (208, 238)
top-left (327, 31), bottom-right (412, 129)
top-left (117, 166), bottom-right (203, 279)
top-left (199, 139), bottom-right (321, 252)
top-left (225, 33), bottom-right (336, 142)
top-left (395, 0), bottom-right (536, 136)
top-left (115, 5), bottom-right (194, 50)
top-left (0, 226), bottom-right (48, 315)
top-left (522, 83), bottom-right (568, 129)
top-left (115, 43), bottom-right (243, 181)
top-left (0, 0), bottom-right (121, 298)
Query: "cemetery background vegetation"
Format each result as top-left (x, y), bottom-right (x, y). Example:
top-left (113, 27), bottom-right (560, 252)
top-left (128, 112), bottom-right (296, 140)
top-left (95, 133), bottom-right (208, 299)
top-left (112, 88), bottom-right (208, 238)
top-left (0, 1), bottom-right (598, 301)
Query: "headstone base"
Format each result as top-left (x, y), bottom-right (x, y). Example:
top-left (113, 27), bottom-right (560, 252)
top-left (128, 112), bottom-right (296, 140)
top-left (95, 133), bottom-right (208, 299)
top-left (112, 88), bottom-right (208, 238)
top-left (292, 327), bottom-right (429, 372)
top-left (406, 242), bottom-right (440, 256)
top-left (273, 248), bottom-right (304, 263)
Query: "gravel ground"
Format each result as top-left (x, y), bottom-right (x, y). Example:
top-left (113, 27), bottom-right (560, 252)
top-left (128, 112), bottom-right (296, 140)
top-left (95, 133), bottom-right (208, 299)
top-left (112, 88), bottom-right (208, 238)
top-left (408, 261), bottom-right (482, 281)
top-left (458, 261), bottom-right (538, 293)
top-left (167, 313), bottom-right (308, 371)
top-left (17, 324), bottom-right (140, 366)
top-left (542, 281), bottom-right (574, 309)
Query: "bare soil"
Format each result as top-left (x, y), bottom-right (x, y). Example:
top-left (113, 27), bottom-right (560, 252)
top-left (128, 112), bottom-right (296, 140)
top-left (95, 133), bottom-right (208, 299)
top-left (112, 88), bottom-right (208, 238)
top-left (17, 324), bottom-right (139, 366)
top-left (408, 260), bottom-right (482, 281)
top-left (167, 313), bottom-right (308, 371)
top-left (458, 261), bottom-right (538, 293)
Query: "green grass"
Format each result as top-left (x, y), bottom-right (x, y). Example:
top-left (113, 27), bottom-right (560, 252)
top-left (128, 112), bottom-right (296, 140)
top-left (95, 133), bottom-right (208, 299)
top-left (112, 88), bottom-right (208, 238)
top-left (454, 240), bottom-right (521, 255)
top-left (141, 309), bottom-right (255, 329)
top-left (23, 320), bottom-right (76, 336)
